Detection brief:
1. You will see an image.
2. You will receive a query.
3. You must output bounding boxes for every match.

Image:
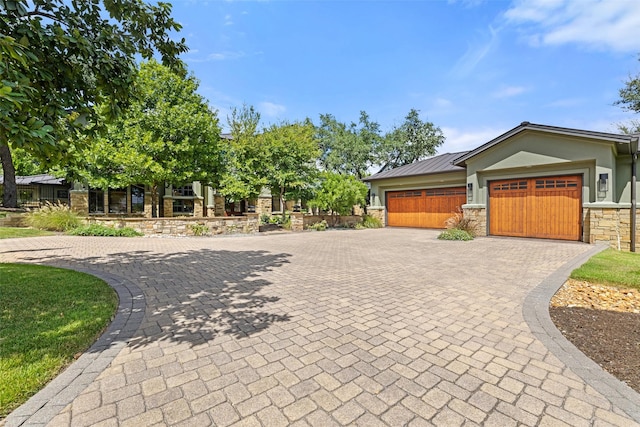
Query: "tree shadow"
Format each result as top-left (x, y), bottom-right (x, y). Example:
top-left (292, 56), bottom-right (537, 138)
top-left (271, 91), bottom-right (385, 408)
top-left (12, 247), bottom-right (292, 348)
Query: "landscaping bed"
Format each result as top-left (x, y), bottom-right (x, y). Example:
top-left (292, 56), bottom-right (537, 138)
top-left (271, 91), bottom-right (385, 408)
top-left (550, 279), bottom-right (640, 393)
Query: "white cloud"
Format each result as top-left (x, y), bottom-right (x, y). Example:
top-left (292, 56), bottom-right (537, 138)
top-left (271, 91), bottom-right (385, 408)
top-left (434, 98), bottom-right (454, 108)
top-left (545, 97), bottom-right (585, 108)
top-left (184, 50), bottom-right (249, 63)
top-left (492, 85), bottom-right (528, 98)
top-left (439, 127), bottom-right (508, 153)
top-left (452, 25), bottom-right (500, 77)
top-left (260, 102), bottom-right (286, 118)
top-left (504, 0), bottom-right (640, 52)
top-left (224, 14), bottom-right (233, 26)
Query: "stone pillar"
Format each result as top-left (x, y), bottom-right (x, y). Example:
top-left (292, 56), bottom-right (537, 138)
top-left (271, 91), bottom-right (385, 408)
top-left (144, 191), bottom-right (153, 218)
top-left (163, 196), bottom-right (173, 218)
top-left (290, 212), bottom-right (304, 232)
top-left (193, 197), bottom-right (204, 217)
top-left (70, 190), bottom-right (89, 216)
top-left (214, 195), bottom-right (225, 216)
top-left (461, 207), bottom-right (487, 237)
top-left (256, 196), bottom-right (272, 215)
top-left (245, 213), bottom-right (260, 233)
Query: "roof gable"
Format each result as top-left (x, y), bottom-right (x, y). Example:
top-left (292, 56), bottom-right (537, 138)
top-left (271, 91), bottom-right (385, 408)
top-left (454, 122), bottom-right (638, 166)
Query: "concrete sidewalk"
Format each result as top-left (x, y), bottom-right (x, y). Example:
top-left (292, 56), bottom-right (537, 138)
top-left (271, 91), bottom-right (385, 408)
top-left (2, 229), bottom-right (639, 426)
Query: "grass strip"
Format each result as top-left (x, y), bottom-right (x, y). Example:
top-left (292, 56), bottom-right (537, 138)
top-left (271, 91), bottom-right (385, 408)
top-left (0, 264), bottom-right (117, 418)
top-left (571, 248), bottom-right (640, 290)
top-left (0, 227), bottom-right (54, 239)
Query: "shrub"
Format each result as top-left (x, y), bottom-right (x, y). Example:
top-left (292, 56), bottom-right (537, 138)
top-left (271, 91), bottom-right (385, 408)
top-left (25, 203), bottom-right (81, 231)
top-left (260, 213), bottom-right (270, 225)
top-left (444, 210), bottom-right (477, 237)
top-left (190, 223), bottom-right (209, 236)
top-left (361, 214), bottom-right (382, 229)
top-left (68, 224), bottom-right (142, 237)
top-left (438, 229), bottom-right (474, 241)
top-left (307, 220), bottom-right (328, 231)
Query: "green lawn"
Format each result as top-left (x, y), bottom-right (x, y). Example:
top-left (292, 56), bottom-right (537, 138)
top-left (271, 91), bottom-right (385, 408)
top-left (0, 227), bottom-right (54, 239)
top-left (0, 264), bottom-right (117, 418)
top-left (571, 248), bottom-right (640, 290)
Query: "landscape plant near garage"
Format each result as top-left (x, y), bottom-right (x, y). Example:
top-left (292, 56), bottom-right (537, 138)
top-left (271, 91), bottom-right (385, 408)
top-left (25, 203), bottom-right (81, 231)
top-left (0, 264), bottom-right (117, 418)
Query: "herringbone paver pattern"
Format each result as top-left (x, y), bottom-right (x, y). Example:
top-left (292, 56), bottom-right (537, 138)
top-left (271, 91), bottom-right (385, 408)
top-left (2, 229), bottom-right (639, 426)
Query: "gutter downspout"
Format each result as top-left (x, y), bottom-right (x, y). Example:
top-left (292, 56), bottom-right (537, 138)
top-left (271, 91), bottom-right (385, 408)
top-left (632, 137), bottom-right (639, 252)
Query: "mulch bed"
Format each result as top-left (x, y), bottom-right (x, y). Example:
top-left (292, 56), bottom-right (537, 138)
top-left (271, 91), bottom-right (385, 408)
top-left (550, 280), bottom-right (640, 393)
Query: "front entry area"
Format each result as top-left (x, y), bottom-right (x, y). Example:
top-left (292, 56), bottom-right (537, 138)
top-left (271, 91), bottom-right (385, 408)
top-left (489, 175), bottom-right (582, 241)
top-left (387, 187), bottom-right (466, 228)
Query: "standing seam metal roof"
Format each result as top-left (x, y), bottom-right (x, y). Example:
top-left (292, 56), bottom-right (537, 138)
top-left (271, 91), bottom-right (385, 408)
top-left (363, 151), bottom-right (469, 181)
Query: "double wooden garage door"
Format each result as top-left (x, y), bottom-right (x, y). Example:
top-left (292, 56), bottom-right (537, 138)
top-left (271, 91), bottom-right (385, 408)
top-left (387, 187), bottom-right (466, 229)
top-left (489, 175), bottom-right (582, 241)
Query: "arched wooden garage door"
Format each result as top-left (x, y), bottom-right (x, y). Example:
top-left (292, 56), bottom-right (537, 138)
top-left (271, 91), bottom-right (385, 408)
top-left (387, 187), bottom-right (466, 228)
top-left (489, 176), bottom-right (582, 240)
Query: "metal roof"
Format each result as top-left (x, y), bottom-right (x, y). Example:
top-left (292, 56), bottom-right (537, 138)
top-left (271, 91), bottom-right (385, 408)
top-left (364, 151), bottom-right (469, 181)
top-left (453, 122), bottom-right (639, 166)
top-left (0, 174), bottom-right (67, 186)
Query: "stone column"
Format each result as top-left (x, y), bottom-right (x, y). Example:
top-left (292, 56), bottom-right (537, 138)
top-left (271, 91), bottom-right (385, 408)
top-left (290, 212), bottom-right (304, 232)
top-left (70, 190), bottom-right (89, 216)
top-left (163, 196), bottom-right (173, 217)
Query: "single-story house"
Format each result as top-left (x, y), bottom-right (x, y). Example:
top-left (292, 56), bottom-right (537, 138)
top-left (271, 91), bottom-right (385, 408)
top-left (0, 174), bottom-right (71, 208)
top-left (365, 122), bottom-right (639, 251)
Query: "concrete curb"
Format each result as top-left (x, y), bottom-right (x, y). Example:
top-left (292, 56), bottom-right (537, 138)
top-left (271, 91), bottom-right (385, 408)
top-left (523, 243), bottom-right (640, 423)
top-left (4, 268), bottom-right (146, 427)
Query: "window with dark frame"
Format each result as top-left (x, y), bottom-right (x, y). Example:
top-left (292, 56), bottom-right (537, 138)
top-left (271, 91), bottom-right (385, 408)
top-left (131, 184), bottom-right (145, 213)
top-left (89, 189), bottom-right (104, 213)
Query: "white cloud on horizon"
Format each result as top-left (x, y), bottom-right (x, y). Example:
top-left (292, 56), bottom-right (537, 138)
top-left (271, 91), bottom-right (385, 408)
top-left (439, 126), bottom-right (508, 154)
top-left (504, 0), bottom-right (640, 52)
top-left (260, 101), bottom-right (287, 118)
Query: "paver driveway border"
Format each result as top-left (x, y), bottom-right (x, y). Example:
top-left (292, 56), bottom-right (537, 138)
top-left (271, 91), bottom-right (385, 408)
top-left (4, 269), bottom-right (146, 427)
top-left (522, 243), bottom-right (640, 422)
top-left (3, 232), bottom-right (640, 426)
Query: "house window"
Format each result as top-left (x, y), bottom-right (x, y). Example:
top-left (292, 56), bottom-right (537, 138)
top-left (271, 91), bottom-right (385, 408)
top-left (89, 189), bottom-right (104, 213)
top-left (173, 185), bottom-right (194, 197)
top-left (131, 184), bottom-right (145, 213)
top-left (109, 188), bottom-right (127, 214)
top-left (57, 190), bottom-right (69, 200)
top-left (173, 199), bottom-right (194, 214)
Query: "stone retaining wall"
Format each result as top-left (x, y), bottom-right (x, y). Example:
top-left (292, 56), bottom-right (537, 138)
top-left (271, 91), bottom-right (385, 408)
top-left (303, 215), bottom-right (362, 228)
top-left (86, 214), bottom-right (260, 237)
top-left (462, 207), bottom-right (487, 237)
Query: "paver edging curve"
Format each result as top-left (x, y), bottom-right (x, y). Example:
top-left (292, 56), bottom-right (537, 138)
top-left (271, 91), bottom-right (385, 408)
top-left (3, 266), bottom-right (146, 427)
top-left (522, 243), bottom-right (640, 423)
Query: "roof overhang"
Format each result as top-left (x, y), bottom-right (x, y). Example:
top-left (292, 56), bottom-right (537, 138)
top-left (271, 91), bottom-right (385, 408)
top-left (453, 122), bottom-right (638, 166)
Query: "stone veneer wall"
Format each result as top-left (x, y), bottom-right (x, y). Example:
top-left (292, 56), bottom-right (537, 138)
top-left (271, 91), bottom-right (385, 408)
top-left (586, 207), bottom-right (639, 251)
top-left (367, 207), bottom-right (385, 226)
top-left (70, 190), bottom-right (89, 215)
top-left (462, 207), bottom-right (487, 237)
top-left (256, 197), bottom-right (272, 215)
top-left (163, 197), bottom-right (174, 218)
top-left (86, 214), bottom-right (259, 236)
top-left (304, 215), bottom-right (362, 228)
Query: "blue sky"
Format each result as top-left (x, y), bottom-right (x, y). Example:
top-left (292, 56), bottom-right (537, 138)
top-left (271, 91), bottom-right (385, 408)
top-left (172, 0), bottom-right (640, 154)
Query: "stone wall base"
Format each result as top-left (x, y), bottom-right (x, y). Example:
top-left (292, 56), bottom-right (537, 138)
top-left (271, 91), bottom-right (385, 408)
top-left (367, 208), bottom-right (385, 226)
top-left (304, 215), bottom-right (362, 228)
top-left (86, 214), bottom-right (259, 236)
top-left (586, 207), bottom-right (639, 251)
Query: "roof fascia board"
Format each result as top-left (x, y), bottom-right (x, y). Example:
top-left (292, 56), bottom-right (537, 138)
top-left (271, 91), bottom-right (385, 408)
top-left (453, 122), bottom-right (634, 166)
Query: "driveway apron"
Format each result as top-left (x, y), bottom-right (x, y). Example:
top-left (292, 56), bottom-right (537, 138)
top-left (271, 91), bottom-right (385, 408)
top-left (1, 229), bottom-right (639, 426)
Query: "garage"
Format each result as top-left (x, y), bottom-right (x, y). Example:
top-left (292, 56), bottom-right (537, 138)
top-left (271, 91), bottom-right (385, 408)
top-left (387, 187), bottom-right (466, 228)
top-left (489, 175), bottom-right (582, 241)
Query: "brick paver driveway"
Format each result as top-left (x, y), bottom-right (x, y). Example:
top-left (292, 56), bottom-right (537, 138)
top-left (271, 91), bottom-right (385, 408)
top-left (2, 229), bottom-right (640, 426)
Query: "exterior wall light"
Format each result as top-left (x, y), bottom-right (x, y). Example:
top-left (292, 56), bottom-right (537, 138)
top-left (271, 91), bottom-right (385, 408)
top-left (598, 173), bottom-right (608, 193)
top-left (467, 183), bottom-right (473, 202)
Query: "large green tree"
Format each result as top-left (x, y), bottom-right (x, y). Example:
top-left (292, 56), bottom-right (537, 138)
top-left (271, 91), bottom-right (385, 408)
top-left (219, 105), bottom-right (266, 202)
top-left (316, 111), bottom-right (382, 179)
top-left (261, 120), bottom-right (320, 220)
top-left (0, 0), bottom-right (186, 207)
top-left (309, 172), bottom-right (368, 223)
top-left (377, 109), bottom-right (445, 172)
top-left (72, 60), bottom-right (222, 217)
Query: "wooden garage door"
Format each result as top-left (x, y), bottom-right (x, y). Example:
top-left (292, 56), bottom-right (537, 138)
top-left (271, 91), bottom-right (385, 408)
top-left (489, 176), bottom-right (581, 240)
top-left (387, 187), bottom-right (466, 228)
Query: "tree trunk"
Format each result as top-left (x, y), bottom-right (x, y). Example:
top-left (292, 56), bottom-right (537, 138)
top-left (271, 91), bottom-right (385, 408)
top-left (151, 183), bottom-right (158, 218)
top-left (280, 186), bottom-right (286, 222)
top-left (0, 144), bottom-right (18, 208)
